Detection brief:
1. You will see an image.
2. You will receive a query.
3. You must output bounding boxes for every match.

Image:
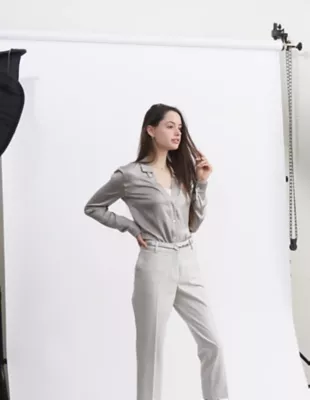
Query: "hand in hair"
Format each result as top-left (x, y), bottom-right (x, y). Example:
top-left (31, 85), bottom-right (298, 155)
top-left (195, 153), bottom-right (213, 182)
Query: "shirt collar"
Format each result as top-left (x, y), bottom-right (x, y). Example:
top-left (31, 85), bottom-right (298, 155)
top-left (139, 161), bottom-right (176, 177)
top-left (139, 162), bottom-right (153, 174)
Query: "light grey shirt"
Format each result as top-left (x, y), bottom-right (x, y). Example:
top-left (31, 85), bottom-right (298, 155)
top-left (84, 161), bottom-right (208, 243)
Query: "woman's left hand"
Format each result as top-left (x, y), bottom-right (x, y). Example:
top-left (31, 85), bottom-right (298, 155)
top-left (195, 153), bottom-right (213, 182)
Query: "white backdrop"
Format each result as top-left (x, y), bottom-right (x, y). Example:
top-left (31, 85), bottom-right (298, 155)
top-left (1, 36), bottom-right (309, 400)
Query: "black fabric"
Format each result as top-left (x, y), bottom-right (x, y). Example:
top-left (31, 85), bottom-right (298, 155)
top-left (0, 49), bottom-right (26, 157)
top-left (0, 48), bottom-right (26, 400)
top-left (0, 49), bottom-right (26, 80)
top-left (0, 72), bottom-right (25, 157)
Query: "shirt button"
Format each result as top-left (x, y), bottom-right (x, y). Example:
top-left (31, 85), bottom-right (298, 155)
top-left (173, 220), bottom-right (176, 223)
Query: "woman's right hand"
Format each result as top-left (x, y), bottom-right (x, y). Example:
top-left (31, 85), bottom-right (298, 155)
top-left (137, 234), bottom-right (148, 248)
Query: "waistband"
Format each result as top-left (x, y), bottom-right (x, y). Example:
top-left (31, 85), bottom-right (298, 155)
top-left (144, 238), bottom-right (193, 251)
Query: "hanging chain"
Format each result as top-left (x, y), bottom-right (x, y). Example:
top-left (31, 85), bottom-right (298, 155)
top-left (285, 48), bottom-right (298, 251)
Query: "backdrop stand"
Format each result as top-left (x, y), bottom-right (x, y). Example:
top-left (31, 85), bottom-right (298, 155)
top-left (272, 23), bottom-right (309, 387)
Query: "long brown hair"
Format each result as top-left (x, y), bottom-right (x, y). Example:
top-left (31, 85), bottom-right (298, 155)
top-left (135, 103), bottom-right (200, 230)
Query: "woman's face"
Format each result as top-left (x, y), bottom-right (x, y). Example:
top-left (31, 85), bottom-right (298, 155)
top-left (147, 111), bottom-right (182, 151)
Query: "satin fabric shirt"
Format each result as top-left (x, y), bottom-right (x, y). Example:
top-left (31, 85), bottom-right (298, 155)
top-left (84, 161), bottom-right (208, 243)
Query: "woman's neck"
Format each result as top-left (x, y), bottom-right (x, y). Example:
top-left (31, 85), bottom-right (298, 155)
top-left (148, 151), bottom-right (168, 170)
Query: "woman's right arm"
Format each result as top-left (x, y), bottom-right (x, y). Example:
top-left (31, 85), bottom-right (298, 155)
top-left (84, 169), bottom-right (141, 238)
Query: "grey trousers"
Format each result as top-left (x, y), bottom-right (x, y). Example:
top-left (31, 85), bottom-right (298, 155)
top-left (132, 239), bottom-right (228, 400)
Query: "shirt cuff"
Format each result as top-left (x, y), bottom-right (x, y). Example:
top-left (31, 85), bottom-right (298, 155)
top-left (128, 222), bottom-right (141, 238)
top-left (196, 179), bottom-right (209, 192)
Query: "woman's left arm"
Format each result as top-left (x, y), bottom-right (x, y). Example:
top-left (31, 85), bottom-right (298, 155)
top-left (189, 153), bottom-right (212, 233)
top-left (189, 180), bottom-right (208, 233)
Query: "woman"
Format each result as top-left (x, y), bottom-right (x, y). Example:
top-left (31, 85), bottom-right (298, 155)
top-left (84, 104), bottom-right (228, 400)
